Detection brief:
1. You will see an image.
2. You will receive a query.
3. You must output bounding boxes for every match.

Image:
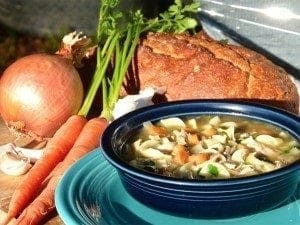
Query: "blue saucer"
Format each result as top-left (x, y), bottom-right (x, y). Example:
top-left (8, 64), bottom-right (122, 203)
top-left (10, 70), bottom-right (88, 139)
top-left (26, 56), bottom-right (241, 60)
top-left (55, 149), bottom-right (300, 225)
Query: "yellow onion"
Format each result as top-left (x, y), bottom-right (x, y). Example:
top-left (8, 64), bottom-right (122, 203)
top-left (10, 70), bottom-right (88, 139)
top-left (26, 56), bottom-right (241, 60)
top-left (0, 53), bottom-right (84, 138)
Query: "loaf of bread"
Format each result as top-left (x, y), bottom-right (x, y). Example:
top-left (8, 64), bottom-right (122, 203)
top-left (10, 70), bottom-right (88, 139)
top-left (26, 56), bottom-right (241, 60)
top-left (124, 32), bottom-right (299, 114)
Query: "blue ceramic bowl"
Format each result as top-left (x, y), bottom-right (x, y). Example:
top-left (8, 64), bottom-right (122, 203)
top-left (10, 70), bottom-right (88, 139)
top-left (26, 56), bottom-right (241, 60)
top-left (101, 100), bottom-right (300, 219)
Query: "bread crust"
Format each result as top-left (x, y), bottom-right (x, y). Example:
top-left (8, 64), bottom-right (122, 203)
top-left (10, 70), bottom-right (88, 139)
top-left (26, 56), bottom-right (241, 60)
top-left (125, 32), bottom-right (299, 114)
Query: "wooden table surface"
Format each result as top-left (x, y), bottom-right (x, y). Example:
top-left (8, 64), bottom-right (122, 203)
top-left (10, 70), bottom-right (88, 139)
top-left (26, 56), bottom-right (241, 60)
top-left (0, 118), bottom-right (63, 224)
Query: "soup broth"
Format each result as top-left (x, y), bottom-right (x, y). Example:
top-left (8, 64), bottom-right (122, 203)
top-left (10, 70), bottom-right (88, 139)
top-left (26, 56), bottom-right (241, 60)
top-left (121, 115), bottom-right (300, 179)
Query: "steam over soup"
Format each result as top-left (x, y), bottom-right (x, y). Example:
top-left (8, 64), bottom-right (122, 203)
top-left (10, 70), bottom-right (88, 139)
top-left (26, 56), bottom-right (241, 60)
top-left (121, 116), bottom-right (300, 179)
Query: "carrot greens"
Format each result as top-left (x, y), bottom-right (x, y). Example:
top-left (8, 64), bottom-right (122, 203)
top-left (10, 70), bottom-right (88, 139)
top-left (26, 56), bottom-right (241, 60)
top-left (78, 0), bottom-right (200, 120)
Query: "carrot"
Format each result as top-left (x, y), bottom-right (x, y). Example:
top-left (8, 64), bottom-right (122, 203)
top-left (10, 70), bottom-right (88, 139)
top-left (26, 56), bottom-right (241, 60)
top-left (146, 125), bottom-right (168, 136)
top-left (14, 117), bottom-right (108, 225)
top-left (188, 153), bottom-right (210, 165)
top-left (3, 115), bottom-right (87, 224)
top-left (186, 133), bottom-right (200, 145)
top-left (173, 145), bottom-right (189, 165)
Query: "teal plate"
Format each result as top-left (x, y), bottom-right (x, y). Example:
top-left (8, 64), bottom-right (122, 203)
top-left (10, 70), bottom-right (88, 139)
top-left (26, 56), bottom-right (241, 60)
top-left (55, 148), bottom-right (300, 225)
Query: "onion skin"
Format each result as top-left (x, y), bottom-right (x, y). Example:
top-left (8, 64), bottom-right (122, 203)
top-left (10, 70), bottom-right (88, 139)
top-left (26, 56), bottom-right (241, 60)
top-left (0, 53), bottom-right (84, 138)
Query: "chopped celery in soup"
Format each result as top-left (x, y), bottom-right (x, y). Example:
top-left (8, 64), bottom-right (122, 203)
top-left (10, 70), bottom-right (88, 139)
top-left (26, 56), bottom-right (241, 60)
top-left (122, 116), bottom-right (300, 179)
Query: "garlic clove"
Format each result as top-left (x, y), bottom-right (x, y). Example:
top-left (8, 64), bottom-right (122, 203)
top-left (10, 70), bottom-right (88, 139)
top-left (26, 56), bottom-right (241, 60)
top-left (112, 87), bottom-right (165, 120)
top-left (0, 151), bottom-right (32, 176)
top-left (0, 143), bottom-right (44, 176)
top-left (14, 146), bottom-right (43, 163)
top-left (0, 143), bottom-right (43, 163)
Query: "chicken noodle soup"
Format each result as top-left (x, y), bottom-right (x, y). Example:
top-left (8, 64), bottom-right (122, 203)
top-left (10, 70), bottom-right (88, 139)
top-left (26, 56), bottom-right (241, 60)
top-left (121, 116), bottom-right (300, 179)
